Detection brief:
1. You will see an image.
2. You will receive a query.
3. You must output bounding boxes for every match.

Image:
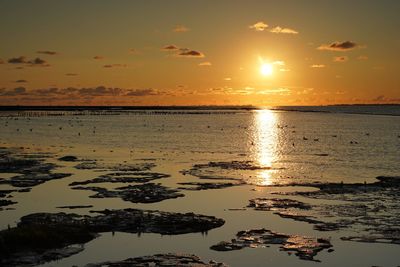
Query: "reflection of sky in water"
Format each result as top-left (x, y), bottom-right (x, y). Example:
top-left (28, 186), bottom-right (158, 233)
top-left (252, 110), bottom-right (278, 185)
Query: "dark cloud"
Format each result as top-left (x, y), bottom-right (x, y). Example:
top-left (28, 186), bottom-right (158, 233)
top-left (0, 86), bottom-right (161, 98)
top-left (333, 56), bottom-right (348, 62)
top-left (37, 50), bottom-right (58, 55)
top-left (8, 56), bottom-right (49, 66)
top-left (65, 73), bottom-right (78, 76)
top-left (173, 25), bottom-right (190, 32)
top-left (372, 95), bottom-right (400, 103)
top-left (28, 57), bottom-right (48, 65)
top-left (0, 87), bottom-right (27, 96)
top-left (15, 79), bottom-right (28, 83)
top-left (162, 45), bottom-right (179, 50)
top-left (8, 56), bottom-right (27, 64)
top-left (103, 64), bottom-right (127, 68)
top-left (318, 41), bottom-right (359, 51)
top-left (178, 48), bottom-right (205, 58)
top-left (0, 59), bottom-right (4, 64)
top-left (125, 88), bottom-right (156, 96)
top-left (93, 55), bottom-right (104, 60)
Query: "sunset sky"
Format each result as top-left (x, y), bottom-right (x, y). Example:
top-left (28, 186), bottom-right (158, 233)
top-left (0, 0), bottom-right (399, 106)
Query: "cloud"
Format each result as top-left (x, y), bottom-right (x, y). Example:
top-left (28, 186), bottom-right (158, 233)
top-left (177, 49), bottom-right (204, 58)
top-left (15, 79), bottom-right (27, 83)
top-left (270, 26), bottom-right (298, 34)
top-left (173, 25), bottom-right (190, 32)
top-left (311, 64), bottom-right (326, 68)
top-left (0, 86), bottom-right (161, 98)
top-left (125, 88), bottom-right (157, 96)
top-left (162, 45), bottom-right (179, 51)
top-left (0, 87), bottom-right (27, 96)
top-left (198, 61), bottom-right (212, 66)
top-left (272, 60), bottom-right (285, 66)
top-left (279, 68), bottom-right (290, 72)
top-left (8, 56), bottom-right (27, 64)
top-left (37, 50), bottom-right (58, 55)
top-left (7, 56), bottom-right (49, 66)
top-left (318, 41), bottom-right (360, 51)
top-left (29, 57), bottom-right (48, 65)
top-left (333, 56), bottom-right (348, 62)
top-left (103, 64), bottom-right (127, 68)
top-left (66, 73), bottom-right (78, 76)
top-left (249, 21), bottom-right (268, 31)
top-left (93, 55), bottom-right (104, 60)
top-left (128, 48), bottom-right (139, 54)
top-left (358, 55), bottom-right (368, 60)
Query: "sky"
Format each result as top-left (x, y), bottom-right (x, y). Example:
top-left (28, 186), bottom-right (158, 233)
top-left (0, 0), bottom-right (399, 106)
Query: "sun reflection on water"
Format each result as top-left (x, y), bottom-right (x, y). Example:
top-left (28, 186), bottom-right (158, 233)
top-left (252, 109), bottom-right (278, 185)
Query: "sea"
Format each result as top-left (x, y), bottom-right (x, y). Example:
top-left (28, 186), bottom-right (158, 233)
top-left (0, 105), bottom-right (399, 267)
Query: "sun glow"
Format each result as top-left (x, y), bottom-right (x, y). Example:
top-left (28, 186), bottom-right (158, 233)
top-left (260, 63), bottom-right (273, 76)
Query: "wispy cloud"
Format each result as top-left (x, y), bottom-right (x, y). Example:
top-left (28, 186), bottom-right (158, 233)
top-left (270, 26), bottom-right (298, 34)
top-left (14, 79), bottom-right (27, 83)
top-left (357, 55), bottom-right (368, 60)
top-left (162, 45), bottom-right (205, 58)
top-left (173, 25), bottom-right (190, 32)
top-left (333, 56), bottom-right (348, 62)
top-left (37, 50), bottom-right (58, 55)
top-left (128, 48), bottom-right (139, 54)
top-left (93, 55), bottom-right (104, 60)
top-left (249, 21), bottom-right (268, 31)
top-left (7, 56), bottom-right (50, 67)
top-left (0, 86), bottom-right (162, 98)
top-left (162, 45), bottom-right (179, 51)
top-left (199, 61), bottom-right (212, 66)
top-left (177, 48), bottom-right (204, 58)
top-left (65, 73), bottom-right (78, 76)
top-left (310, 64), bottom-right (326, 68)
top-left (103, 64), bottom-right (127, 68)
top-left (318, 41), bottom-right (360, 51)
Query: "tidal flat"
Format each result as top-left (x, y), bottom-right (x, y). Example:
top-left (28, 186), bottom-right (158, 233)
top-left (0, 108), bottom-right (400, 266)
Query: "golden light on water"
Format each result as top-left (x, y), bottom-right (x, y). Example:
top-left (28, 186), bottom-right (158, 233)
top-left (253, 109), bottom-right (278, 185)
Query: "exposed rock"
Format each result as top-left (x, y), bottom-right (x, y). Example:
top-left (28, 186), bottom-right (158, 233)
top-left (177, 181), bottom-right (245, 191)
top-left (1, 209), bottom-right (225, 266)
top-left (85, 253), bottom-right (228, 267)
top-left (247, 198), bottom-right (312, 211)
top-left (74, 161), bottom-right (155, 172)
top-left (56, 205), bottom-right (94, 209)
top-left (58, 155), bottom-right (79, 162)
top-left (69, 172), bottom-right (170, 186)
top-left (270, 176), bottom-right (400, 242)
top-left (1, 172), bottom-right (71, 187)
top-left (180, 161), bottom-right (272, 182)
top-left (72, 183), bottom-right (184, 203)
top-left (210, 228), bottom-right (332, 262)
top-left (0, 148), bottom-right (71, 188)
top-left (0, 199), bottom-right (17, 207)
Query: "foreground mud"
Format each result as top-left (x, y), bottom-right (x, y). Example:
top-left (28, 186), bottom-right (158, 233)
top-left (0, 208), bottom-right (225, 266)
top-left (211, 228), bottom-right (332, 262)
top-left (85, 253), bottom-right (228, 267)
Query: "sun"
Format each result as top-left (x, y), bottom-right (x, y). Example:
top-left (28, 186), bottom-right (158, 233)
top-left (260, 63), bottom-right (273, 76)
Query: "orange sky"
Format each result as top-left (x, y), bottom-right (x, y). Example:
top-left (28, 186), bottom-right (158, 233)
top-left (0, 1), bottom-right (399, 106)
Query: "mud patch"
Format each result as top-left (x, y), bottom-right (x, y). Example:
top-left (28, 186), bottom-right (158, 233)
top-left (72, 183), bottom-right (184, 203)
top-left (69, 172), bottom-right (170, 186)
top-left (85, 253), bottom-right (228, 267)
top-left (1, 209), bottom-right (225, 266)
top-left (178, 181), bottom-right (245, 191)
top-left (210, 228), bottom-right (332, 262)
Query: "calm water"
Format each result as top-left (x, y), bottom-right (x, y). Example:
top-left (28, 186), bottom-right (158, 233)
top-left (1, 108), bottom-right (399, 266)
